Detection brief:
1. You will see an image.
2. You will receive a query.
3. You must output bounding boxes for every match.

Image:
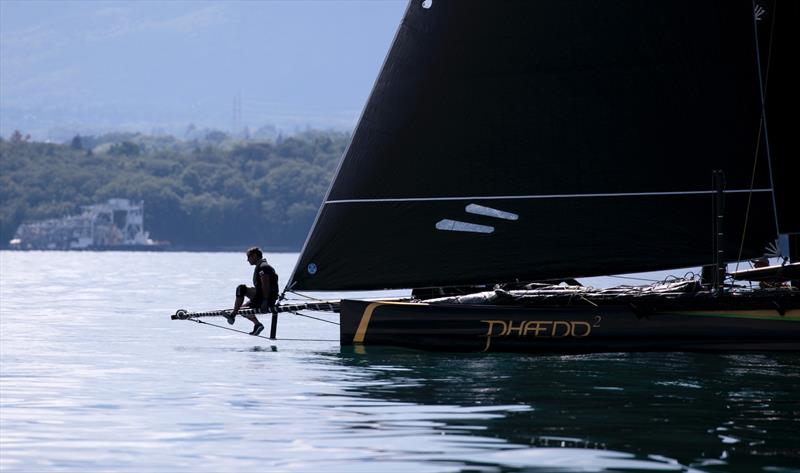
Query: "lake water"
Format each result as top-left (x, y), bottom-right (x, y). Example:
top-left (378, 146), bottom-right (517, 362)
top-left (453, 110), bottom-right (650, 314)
top-left (1, 251), bottom-right (798, 472)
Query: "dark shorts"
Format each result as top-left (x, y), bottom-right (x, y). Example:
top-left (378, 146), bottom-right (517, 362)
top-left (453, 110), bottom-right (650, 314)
top-left (248, 290), bottom-right (277, 311)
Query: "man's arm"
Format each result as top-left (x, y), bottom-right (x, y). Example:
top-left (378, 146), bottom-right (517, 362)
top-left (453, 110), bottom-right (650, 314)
top-left (260, 273), bottom-right (271, 302)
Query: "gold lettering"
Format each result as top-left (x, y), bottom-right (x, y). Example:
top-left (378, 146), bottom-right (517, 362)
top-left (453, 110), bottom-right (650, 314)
top-left (524, 321), bottom-right (551, 337)
top-left (481, 320), bottom-right (507, 352)
top-left (506, 320), bottom-right (526, 336)
top-left (570, 321), bottom-right (592, 337)
top-left (482, 319), bottom-right (507, 337)
top-left (552, 321), bottom-right (571, 338)
top-left (480, 319), bottom-right (593, 350)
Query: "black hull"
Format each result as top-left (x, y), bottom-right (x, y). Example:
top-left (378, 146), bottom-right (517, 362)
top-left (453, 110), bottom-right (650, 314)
top-left (339, 298), bottom-right (800, 353)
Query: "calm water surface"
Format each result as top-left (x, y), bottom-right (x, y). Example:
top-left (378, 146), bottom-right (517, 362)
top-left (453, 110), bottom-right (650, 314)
top-left (1, 251), bottom-right (798, 472)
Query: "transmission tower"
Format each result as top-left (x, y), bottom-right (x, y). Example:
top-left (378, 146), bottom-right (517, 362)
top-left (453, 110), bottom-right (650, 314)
top-left (232, 94), bottom-right (242, 135)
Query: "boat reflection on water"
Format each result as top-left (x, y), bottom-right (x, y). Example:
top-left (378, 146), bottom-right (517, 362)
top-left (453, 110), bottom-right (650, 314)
top-left (310, 347), bottom-right (800, 472)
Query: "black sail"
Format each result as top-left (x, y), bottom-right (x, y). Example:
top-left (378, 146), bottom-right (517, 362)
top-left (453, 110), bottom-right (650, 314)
top-left (761, 0), bottom-right (799, 235)
top-left (288, 0), bottom-right (783, 291)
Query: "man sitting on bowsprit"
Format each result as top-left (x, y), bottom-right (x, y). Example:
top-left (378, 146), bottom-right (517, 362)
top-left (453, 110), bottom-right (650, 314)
top-left (225, 246), bottom-right (279, 336)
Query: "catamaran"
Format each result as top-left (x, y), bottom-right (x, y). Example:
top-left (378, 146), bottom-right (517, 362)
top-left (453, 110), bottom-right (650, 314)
top-left (174, 0), bottom-right (799, 352)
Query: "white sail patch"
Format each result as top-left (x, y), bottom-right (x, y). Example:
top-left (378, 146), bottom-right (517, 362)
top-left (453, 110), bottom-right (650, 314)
top-left (465, 204), bottom-right (518, 221)
top-left (435, 219), bottom-right (494, 234)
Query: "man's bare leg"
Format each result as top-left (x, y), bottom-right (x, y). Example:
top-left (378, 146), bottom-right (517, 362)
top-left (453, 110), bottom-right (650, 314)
top-left (228, 286), bottom-right (264, 334)
top-left (241, 313), bottom-right (261, 325)
top-left (225, 285), bottom-right (249, 324)
top-left (226, 300), bottom-right (262, 329)
top-left (230, 296), bottom-right (244, 316)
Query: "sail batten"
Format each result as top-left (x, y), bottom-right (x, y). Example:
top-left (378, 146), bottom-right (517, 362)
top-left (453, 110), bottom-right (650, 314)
top-left (288, 0), bottom-right (787, 292)
top-left (325, 189), bottom-right (775, 205)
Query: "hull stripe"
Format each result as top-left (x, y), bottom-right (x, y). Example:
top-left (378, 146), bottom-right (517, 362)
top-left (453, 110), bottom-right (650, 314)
top-left (353, 301), bottom-right (431, 343)
top-left (353, 302), bottom-right (382, 343)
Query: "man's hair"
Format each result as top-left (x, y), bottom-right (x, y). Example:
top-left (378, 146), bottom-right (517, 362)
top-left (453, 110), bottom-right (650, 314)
top-left (246, 247), bottom-right (263, 259)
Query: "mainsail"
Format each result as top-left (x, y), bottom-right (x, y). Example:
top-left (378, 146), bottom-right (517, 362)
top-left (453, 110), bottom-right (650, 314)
top-left (288, 0), bottom-right (791, 291)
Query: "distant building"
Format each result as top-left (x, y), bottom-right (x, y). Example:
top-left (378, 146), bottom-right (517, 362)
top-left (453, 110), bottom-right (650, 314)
top-left (9, 199), bottom-right (163, 250)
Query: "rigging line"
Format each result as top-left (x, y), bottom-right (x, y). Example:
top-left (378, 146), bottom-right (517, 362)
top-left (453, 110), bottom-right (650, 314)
top-left (185, 318), bottom-right (337, 342)
top-left (732, 115), bottom-right (763, 287)
top-left (289, 311), bottom-right (340, 326)
top-left (324, 189), bottom-right (773, 204)
top-left (604, 275), bottom-right (661, 283)
top-left (731, 1), bottom-right (781, 289)
top-left (751, 0), bottom-right (780, 236)
top-left (186, 318), bottom-right (275, 340)
top-left (286, 290), bottom-right (327, 301)
top-left (283, 0), bottom-right (411, 292)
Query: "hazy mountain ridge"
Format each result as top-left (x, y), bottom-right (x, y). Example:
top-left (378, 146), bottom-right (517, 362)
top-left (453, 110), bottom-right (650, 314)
top-left (0, 1), bottom-right (405, 140)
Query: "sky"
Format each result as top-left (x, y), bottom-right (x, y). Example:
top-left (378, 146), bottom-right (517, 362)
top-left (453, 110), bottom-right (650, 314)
top-left (0, 0), bottom-right (407, 140)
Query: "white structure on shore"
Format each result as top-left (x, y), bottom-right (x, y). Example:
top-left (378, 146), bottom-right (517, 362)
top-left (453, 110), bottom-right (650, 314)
top-left (9, 199), bottom-right (154, 250)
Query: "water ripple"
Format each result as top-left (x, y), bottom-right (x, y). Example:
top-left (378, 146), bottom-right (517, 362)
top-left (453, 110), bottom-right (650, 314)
top-left (2, 252), bottom-right (799, 472)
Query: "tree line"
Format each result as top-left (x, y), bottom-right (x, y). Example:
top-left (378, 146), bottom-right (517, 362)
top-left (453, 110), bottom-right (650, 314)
top-left (0, 129), bottom-right (350, 249)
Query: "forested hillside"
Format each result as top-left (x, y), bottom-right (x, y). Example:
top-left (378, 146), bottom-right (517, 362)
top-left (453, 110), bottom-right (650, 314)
top-left (0, 130), bottom-right (349, 249)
